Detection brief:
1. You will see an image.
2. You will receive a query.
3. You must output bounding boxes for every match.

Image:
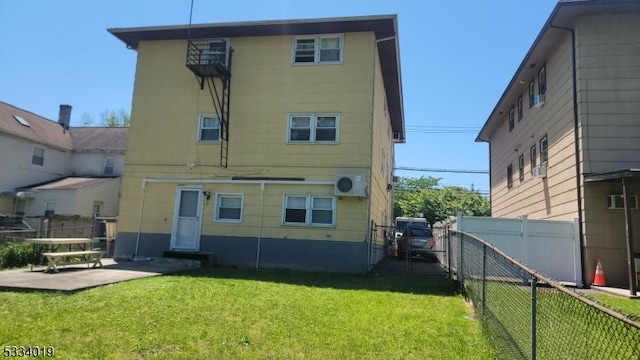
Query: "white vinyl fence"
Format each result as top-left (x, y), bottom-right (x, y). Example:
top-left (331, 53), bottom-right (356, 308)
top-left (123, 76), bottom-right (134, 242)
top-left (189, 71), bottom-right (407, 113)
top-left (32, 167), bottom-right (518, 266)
top-left (449, 214), bottom-right (583, 287)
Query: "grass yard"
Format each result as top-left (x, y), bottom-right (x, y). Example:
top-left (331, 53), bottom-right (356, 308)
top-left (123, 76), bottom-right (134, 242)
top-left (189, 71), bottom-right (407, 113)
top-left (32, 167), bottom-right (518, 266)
top-left (590, 293), bottom-right (640, 319)
top-left (0, 267), bottom-right (493, 359)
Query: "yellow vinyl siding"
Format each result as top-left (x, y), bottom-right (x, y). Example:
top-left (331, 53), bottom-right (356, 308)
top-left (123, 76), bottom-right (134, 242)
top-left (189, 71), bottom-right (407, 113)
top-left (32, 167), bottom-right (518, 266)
top-left (126, 33), bottom-right (375, 171)
top-left (118, 30), bottom-right (390, 244)
top-left (369, 47), bottom-right (394, 241)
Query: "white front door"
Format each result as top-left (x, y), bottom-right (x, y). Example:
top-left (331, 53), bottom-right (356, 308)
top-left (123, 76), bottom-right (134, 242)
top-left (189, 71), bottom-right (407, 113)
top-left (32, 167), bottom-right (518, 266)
top-left (170, 187), bottom-right (203, 251)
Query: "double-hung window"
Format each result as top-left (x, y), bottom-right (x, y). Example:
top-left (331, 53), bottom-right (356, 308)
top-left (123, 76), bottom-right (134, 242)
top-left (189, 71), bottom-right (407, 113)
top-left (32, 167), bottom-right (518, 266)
top-left (198, 115), bottom-right (221, 142)
top-left (288, 113), bottom-right (339, 143)
top-left (538, 66), bottom-right (547, 95)
top-left (540, 135), bottom-right (549, 165)
top-left (215, 193), bottom-right (243, 222)
top-left (32, 147), bottom-right (44, 166)
top-left (507, 165), bottom-right (513, 189)
top-left (517, 96), bottom-right (523, 121)
top-left (508, 106), bottom-right (515, 132)
top-left (283, 194), bottom-right (335, 226)
top-left (528, 80), bottom-right (535, 108)
top-left (293, 34), bottom-right (343, 64)
top-left (103, 158), bottom-right (115, 175)
top-left (518, 155), bottom-right (525, 181)
top-left (530, 144), bottom-right (537, 175)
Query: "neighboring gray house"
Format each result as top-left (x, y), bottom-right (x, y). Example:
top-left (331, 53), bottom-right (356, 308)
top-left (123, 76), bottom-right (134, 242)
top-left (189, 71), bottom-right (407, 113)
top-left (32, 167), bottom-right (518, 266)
top-left (0, 101), bottom-right (128, 221)
top-left (477, 0), bottom-right (640, 288)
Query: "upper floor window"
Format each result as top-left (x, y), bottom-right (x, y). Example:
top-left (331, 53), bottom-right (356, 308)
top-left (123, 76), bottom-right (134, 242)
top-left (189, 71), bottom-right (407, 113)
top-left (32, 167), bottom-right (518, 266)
top-left (518, 154), bottom-right (525, 182)
top-left (530, 144), bottom-right (537, 175)
top-left (540, 135), bottom-right (549, 165)
top-left (103, 158), bottom-right (115, 175)
top-left (538, 66), bottom-right (547, 95)
top-left (215, 193), bottom-right (243, 223)
top-left (293, 35), bottom-right (343, 64)
top-left (507, 164), bottom-right (513, 189)
top-left (283, 194), bottom-right (335, 226)
top-left (44, 201), bottom-right (56, 216)
top-left (528, 80), bottom-right (535, 108)
top-left (508, 106), bottom-right (515, 132)
top-left (32, 147), bottom-right (44, 166)
top-left (93, 201), bottom-right (103, 216)
top-left (201, 39), bottom-right (228, 66)
top-left (517, 96), bottom-right (523, 121)
top-left (288, 113), bottom-right (339, 143)
top-left (198, 115), bottom-right (221, 142)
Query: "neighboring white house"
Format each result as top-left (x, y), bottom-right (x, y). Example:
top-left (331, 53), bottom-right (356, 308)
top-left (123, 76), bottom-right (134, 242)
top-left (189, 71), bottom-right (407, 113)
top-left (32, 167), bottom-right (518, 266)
top-left (0, 101), bottom-right (128, 220)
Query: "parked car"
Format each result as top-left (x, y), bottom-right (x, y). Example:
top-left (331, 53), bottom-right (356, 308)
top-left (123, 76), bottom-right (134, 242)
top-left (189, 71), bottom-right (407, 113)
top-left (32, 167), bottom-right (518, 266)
top-left (397, 227), bottom-right (435, 260)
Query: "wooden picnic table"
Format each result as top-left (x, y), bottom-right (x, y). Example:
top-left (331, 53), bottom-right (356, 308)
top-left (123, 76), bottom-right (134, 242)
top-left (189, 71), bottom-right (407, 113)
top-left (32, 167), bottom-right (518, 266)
top-left (24, 238), bottom-right (103, 273)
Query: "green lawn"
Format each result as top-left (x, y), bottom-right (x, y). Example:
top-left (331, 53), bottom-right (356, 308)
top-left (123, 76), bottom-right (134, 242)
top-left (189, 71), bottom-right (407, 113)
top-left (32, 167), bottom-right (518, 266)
top-left (0, 268), bottom-right (494, 359)
top-left (591, 293), bottom-right (640, 319)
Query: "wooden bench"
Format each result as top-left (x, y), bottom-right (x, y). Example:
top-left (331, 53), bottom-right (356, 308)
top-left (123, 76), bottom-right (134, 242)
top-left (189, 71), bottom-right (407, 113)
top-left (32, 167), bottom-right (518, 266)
top-left (42, 250), bottom-right (103, 273)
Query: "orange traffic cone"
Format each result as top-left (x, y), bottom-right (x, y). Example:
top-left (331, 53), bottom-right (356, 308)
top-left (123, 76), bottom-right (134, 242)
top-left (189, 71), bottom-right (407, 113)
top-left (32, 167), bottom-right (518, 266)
top-left (593, 258), bottom-right (607, 286)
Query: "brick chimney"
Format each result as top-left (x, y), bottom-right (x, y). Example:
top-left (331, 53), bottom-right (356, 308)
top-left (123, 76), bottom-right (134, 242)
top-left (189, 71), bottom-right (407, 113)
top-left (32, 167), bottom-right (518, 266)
top-left (58, 104), bottom-right (72, 130)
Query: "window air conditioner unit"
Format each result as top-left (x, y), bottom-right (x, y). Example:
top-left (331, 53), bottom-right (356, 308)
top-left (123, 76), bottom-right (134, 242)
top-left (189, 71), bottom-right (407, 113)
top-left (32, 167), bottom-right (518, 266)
top-left (532, 166), bottom-right (547, 178)
top-left (533, 94), bottom-right (546, 108)
top-left (335, 174), bottom-right (368, 197)
top-left (608, 195), bottom-right (639, 210)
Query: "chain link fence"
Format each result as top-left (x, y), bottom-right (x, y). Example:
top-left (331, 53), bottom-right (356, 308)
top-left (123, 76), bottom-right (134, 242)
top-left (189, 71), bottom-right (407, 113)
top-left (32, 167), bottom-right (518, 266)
top-left (450, 229), bottom-right (640, 359)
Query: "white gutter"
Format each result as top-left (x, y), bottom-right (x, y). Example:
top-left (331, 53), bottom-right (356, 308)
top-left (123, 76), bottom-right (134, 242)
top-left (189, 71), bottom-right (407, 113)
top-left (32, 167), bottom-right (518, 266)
top-left (142, 178), bottom-right (334, 188)
top-left (256, 182), bottom-right (265, 268)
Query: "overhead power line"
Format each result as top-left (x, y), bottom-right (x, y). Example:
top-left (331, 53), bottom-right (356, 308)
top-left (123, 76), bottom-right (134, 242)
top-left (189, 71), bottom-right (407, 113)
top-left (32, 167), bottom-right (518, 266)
top-left (395, 166), bottom-right (489, 174)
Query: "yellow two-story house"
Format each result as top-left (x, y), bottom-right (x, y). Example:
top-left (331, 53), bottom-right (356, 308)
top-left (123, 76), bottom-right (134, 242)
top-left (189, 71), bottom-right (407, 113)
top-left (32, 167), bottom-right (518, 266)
top-left (109, 15), bottom-right (404, 273)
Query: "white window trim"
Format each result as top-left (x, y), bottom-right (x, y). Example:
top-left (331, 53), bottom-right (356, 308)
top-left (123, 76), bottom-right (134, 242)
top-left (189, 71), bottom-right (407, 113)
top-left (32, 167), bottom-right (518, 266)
top-left (197, 114), bottom-right (221, 143)
top-left (31, 146), bottom-right (45, 167)
top-left (291, 34), bottom-right (344, 65)
top-left (287, 113), bottom-right (340, 144)
top-left (214, 193), bottom-right (244, 223)
top-left (282, 194), bottom-right (336, 227)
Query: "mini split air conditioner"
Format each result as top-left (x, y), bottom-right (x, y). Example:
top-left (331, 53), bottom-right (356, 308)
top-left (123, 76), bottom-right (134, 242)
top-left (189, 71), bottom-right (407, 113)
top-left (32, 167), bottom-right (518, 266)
top-left (335, 174), bottom-right (368, 197)
top-left (532, 166), bottom-right (547, 179)
top-left (533, 94), bottom-right (546, 108)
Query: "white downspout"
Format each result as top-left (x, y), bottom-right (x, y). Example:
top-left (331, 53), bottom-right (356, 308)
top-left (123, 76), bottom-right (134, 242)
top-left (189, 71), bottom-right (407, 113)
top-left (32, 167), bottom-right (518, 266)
top-left (255, 182), bottom-right (265, 268)
top-left (133, 179), bottom-right (148, 260)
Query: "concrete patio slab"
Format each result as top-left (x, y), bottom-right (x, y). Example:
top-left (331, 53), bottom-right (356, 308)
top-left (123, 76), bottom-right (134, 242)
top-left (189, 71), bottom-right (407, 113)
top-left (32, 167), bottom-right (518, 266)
top-left (0, 258), bottom-right (201, 293)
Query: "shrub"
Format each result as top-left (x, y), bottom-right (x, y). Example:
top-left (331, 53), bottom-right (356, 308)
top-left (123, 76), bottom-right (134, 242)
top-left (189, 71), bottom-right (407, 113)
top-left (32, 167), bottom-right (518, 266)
top-left (0, 242), bottom-right (44, 269)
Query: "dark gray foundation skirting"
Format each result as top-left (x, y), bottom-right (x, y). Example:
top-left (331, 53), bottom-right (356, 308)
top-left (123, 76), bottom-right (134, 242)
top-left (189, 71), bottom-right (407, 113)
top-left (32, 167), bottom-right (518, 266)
top-left (115, 232), bottom-right (370, 273)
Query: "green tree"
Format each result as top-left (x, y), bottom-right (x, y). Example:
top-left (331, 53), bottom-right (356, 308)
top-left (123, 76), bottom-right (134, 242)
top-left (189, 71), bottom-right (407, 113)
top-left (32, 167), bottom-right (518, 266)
top-left (393, 177), bottom-right (491, 227)
top-left (101, 108), bottom-right (130, 127)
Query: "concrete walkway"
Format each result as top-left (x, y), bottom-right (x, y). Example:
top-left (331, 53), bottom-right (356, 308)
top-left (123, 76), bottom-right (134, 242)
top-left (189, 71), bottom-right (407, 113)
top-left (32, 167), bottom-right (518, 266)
top-left (372, 256), bottom-right (448, 276)
top-left (0, 258), bottom-right (200, 293)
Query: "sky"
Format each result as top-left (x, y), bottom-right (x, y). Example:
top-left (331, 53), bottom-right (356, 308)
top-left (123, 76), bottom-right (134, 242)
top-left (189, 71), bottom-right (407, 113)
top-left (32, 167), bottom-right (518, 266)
top-left (0, 0), bottom-right (560, 195)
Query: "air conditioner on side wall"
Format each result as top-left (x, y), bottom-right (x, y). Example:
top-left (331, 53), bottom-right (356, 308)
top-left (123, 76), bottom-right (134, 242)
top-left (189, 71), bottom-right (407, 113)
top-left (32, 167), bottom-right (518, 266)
top-left (533, 94), bottom-right (546, 108)
top-left (335, 174), bottom-right (368, 197)
top-left (532, 166), bottom-right (547, 178)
